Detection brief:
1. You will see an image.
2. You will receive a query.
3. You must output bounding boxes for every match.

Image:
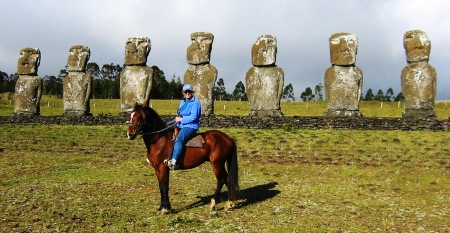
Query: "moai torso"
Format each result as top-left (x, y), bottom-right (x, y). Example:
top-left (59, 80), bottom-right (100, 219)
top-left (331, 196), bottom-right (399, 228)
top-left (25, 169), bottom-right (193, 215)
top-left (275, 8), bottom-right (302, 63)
top-left (63, 45), bottom-right (92, 116)
top-left (14, 48), bottom-right (43, 115)
top-left (324, 33), bottom-right (363, 117)
top-left (245, 35), bottom-right (284, 116)
top-left (120, 37), bottom-right (154, 114)
top-left (401, 30), bottom-right (436, 118)
top-left (183, 32), bottom-right (217, 116)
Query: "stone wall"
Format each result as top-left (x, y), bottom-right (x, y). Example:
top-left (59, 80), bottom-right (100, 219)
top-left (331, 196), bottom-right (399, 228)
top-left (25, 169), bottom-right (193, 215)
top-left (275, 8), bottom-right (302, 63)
top-left (1, 115), bottom-right (447, 131)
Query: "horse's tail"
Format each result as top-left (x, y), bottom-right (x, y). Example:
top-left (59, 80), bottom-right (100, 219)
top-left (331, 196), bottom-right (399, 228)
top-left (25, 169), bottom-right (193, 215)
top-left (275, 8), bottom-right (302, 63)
top-left (227, 139), bottom-right (240, 201)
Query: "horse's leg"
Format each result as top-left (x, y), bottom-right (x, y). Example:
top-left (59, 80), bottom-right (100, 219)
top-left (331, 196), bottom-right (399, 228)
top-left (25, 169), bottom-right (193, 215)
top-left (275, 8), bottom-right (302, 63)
top-left (210, 164), bottom-right (227, 212)
top-left (224, 141), bottom-right (239, 211)
top-left (224, 174), bottom-right (237, 211)
top-left (156, 167), bottom-right (171, 214)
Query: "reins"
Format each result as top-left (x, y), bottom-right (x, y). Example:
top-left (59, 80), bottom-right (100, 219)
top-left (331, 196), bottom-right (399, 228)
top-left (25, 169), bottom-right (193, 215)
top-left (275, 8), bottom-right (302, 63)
top-left (127, 120), bottom-right (177, 136)
top-left (140, 120), bottom-right (177, 135)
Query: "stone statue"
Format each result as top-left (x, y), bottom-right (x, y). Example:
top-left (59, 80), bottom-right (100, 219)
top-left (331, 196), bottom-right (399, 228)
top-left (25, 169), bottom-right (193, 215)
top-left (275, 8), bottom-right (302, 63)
top-left (245, 34), bottom-right (284, 117)
top-left (14, 47), bottom-right (43, 115)
top-left (183, 32), bottom-right (217, 116)
top-left (120, 37), bottom-right (154, 114)
top-left (401, 30), bottom-right (436, 118)
top-left (324, 33), bottom-right (363, 117)
top-left (63, 45), bottom-right (92, 116)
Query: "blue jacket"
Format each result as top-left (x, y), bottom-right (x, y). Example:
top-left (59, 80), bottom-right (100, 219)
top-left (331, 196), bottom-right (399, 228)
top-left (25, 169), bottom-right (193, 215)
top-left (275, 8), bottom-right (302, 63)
top-left (177, 96), bottom-right (201, 129)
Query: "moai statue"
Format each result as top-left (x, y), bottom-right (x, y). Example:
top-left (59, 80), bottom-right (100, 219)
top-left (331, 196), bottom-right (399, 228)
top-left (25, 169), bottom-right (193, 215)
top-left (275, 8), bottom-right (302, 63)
top-left (63, 45), bottom-right (92, 116)
top-left (324, 33), bottom-right (363, 117)
top-left (184, 32), bottom-right (217, 116)
top-left (401, 30), bottom-right (437, 118)
top-left (245, 34), bottom-right (284, 117)
top-left (14, 47), bottom-right (43, 115)
top-left (120, 37), bottom-right (154, 114)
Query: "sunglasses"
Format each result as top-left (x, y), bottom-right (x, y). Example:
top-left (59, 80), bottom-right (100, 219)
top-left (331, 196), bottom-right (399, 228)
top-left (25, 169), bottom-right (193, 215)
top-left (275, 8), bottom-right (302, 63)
top-left (183, 91), bottom-right (193, 94)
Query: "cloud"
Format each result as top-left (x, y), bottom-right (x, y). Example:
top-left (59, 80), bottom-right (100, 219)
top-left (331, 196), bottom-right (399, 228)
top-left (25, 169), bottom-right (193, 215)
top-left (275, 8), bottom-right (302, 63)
top-left (0, 0), bottom-right (448, 100)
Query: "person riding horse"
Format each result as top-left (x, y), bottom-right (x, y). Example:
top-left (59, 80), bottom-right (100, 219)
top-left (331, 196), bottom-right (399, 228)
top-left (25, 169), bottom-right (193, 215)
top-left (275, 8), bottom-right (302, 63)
top-left (126, 102), bottom-right (239, 214)
top-left (164, 84), bottom-right (201, 169)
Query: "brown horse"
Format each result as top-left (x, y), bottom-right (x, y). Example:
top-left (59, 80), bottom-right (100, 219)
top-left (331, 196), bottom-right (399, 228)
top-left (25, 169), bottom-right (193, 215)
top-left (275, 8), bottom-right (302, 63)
top-left (126, 103), bottom-right (239, 214)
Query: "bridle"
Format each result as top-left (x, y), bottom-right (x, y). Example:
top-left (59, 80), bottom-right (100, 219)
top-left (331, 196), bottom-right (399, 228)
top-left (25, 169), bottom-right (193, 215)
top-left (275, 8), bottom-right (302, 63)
top-left (127, 119), bottom-right (145, 135)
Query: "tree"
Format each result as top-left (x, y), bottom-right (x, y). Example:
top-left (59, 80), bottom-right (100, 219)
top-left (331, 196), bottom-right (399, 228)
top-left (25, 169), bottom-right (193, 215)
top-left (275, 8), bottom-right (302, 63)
top-left (232, 81), bottom-right (247, 101)
top-left (385, 88), bottom-right (394, 102)
top-left (43, 75), bottom-right (63, 97)
top-left (0, 72), bottom-right (18, 93)
top-left (150, 66), bottom-right (169, 99)
top-left (314, 83), bottom-right (324, 101)
top-left (168, 75), bottom-right (183, 99)
top-left (87, 62), bottom-right (100, 79)
top-left (374, 89), bottom-right (384, 101)
top-left (91, 79), bottom-right (103, 99)
top-left (213, 78), bottom-right (228, 101)
top-left (394, 92), bottom-right (404, 102)
top-left (282, 83), bottom-right (295, 101)
top-left (101, 63), bottom-right (122, 80)
top-left (108, 77), bottom-right (120, 99)
top-left (90, 63), bottom-right (122, 99)
top-left (300, 87), bottom-right (315, 101)
top-left (0, 71), bottom-right (6, 93)
top-left (364, 88), bottom-right (374, 101)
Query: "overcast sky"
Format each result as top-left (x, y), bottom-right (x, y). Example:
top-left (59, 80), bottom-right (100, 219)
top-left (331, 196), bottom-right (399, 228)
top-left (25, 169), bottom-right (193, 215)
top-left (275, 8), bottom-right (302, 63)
top-left (1, 0), bottom-right (449, 100)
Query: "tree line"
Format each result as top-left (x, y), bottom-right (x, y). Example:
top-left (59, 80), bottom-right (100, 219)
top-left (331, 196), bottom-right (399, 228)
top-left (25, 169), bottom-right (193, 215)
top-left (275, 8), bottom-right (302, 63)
top-left (1, 63), bottom-right (402, 102)
top-left (296, 84), bottom-right (404, 102)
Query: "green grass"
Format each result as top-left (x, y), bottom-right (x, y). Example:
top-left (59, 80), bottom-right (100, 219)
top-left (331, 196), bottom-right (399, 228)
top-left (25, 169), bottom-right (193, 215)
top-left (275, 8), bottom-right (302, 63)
top-left (1, 125), bottom-right (449, 232)
top-left (1, 93), bottom-right (449, 118)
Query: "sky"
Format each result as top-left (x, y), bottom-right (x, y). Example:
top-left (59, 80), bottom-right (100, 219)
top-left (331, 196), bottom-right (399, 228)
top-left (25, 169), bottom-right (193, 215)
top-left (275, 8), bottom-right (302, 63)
top-left (1, 0), bottom-right (449, 100)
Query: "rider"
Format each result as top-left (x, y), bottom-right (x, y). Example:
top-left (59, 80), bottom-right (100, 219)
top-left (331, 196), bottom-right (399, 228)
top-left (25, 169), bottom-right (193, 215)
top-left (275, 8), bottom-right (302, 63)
top-left (164, 84), bottom-right (201, 169)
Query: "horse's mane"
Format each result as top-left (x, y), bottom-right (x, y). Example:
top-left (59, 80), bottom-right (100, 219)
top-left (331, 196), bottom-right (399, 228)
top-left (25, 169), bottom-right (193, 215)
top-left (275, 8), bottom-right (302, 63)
top-left (133, 103), bottom-right (167, 132)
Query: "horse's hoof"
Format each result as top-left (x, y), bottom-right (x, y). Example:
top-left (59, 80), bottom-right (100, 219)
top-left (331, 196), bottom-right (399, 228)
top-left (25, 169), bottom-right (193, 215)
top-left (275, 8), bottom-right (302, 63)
top-left (159, 208), bottom-right (171, 215)
top-left (210, 210), bottom-right (218, 217)
top-left (209, 198), bottom-right (216, 212)
top-left (224, 201), bottom-right (236, 212)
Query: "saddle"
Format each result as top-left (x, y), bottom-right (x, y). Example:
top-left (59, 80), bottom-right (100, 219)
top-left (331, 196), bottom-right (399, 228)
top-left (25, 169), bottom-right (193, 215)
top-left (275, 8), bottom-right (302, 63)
top-left (173, 127), bottom-right (205, 148)
top-left (186, 134), bottom-right (205, 148)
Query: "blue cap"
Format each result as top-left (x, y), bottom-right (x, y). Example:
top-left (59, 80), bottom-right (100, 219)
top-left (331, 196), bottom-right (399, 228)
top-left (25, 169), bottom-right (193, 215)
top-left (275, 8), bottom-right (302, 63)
top-left (182, 84), bottom-right (194, 92)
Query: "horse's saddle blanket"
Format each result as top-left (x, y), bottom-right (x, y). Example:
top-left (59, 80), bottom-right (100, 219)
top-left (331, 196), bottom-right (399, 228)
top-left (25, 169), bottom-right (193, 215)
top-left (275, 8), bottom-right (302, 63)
top-left (186, 135), bottom-right (205, 148)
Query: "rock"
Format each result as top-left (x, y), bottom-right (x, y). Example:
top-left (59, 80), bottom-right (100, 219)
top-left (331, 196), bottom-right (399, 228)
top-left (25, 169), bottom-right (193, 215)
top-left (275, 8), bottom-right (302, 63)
top-left (246, 35), bottom-right (284, 117)
top-left (324, 33), bottom-right (363, 117)
top-left (184, 32), bottom-right (217, 116)
top-left (120, 37), bottom-right (154, 114)
top-left (14, 48), bottom-right (42, 115)
top-left (63, 45), bottom-right (92, 116)
top-left (401, 30), bottom-right (436, 119)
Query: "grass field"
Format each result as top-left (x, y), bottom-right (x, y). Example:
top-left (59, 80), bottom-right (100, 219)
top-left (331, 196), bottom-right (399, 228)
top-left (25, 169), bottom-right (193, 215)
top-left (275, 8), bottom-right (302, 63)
top-left (1, 94), bottom-right (449, 118)
top-left (1, 124), bottom-right (449, 232)
top-left (1, 94), bottom-right (449, 231)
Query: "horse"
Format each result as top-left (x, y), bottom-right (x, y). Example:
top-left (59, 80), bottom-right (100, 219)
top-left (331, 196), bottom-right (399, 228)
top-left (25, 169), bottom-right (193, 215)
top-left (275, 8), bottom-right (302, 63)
top-left (126, 103), bottom-right (239, 214)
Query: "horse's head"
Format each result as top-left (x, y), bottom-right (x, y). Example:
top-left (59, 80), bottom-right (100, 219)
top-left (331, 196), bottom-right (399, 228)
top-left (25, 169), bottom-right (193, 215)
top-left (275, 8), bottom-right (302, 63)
top-left (126, 103), bottom-right (147, 140)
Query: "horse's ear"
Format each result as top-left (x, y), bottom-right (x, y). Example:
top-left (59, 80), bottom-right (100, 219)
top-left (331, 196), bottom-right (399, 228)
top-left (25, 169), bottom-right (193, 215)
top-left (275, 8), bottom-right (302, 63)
top-left (142, 102), bottom-right (149, 108)
top-left (133, 102), bottom-right (140, 110)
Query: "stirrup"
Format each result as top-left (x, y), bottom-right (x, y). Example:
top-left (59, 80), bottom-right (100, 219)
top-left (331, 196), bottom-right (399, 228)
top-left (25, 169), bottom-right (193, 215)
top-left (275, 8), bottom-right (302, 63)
top-left (164, 159), bottom-right (176, 169)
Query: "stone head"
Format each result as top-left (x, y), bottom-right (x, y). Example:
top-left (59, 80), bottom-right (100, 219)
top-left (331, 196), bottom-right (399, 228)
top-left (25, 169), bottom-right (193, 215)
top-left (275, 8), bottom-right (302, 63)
top-left (124, 37), bottom-right (151, 65)
top-left (187, 32), bottom-right (214, 65)
top-left (403, 30), bottom-right (431, 63)
top-left (67, 45), bottom-right (90, 72)
top-left (17, 47), bottom-right (41, 75)
top-left (251, 34), bottom-right (277, 66)
top-left (329, 33), bottom-right (358, 65)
